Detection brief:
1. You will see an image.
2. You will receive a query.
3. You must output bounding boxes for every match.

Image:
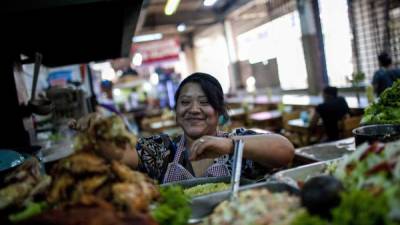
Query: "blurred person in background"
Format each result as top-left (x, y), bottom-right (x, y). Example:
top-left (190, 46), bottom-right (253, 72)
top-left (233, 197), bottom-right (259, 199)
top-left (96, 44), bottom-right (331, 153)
top-left (310, 86), bottom-right (350, 142)
top-left (97, 79), bottom-right (119, 116)
top-left (372, 52), bottom-right (400, 96)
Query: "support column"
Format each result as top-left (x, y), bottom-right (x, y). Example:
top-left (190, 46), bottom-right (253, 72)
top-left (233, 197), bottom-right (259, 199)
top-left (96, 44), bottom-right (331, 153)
top-left (182, 33), bottom-right (196, 75)
top-left (223, 19), bottom-right (242, 93)
top-left (297, 0), bottom-right (328, 95)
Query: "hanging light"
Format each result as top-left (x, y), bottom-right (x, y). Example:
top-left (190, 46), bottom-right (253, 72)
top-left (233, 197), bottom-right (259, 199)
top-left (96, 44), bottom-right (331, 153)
top-left (165, 0), bottom-right (181, 16)
top-left (177, 23), bottom-right (186, 32)
top-left (203, 0), bottom-right (218, 7)
top-left (132, 33), bottom-right (163, 43)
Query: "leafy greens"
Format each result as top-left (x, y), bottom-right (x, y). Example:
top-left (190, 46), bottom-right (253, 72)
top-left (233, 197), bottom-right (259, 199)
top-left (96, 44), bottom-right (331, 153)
top-left (151, 185), bottom-right (191, 225)
top-left (362, 80), bottom-right (400, 124)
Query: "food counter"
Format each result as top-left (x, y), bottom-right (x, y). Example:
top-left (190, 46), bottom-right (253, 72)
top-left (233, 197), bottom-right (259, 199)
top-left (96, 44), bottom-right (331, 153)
top-left (1, 114), bottom-right (400, 225)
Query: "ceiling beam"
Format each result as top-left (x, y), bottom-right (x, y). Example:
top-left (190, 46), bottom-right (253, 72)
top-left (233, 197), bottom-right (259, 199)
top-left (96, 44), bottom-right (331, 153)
top-left (144, 10), bottom-right (217, 27)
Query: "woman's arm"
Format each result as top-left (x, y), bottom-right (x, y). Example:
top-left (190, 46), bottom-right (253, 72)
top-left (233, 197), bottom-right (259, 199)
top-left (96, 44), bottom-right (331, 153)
top-left (121, 148), bottom-right (139, 169)
top-left (189, 133), bottom-right (294, 168)
top-left (233, 134), bottom-right (294, 167)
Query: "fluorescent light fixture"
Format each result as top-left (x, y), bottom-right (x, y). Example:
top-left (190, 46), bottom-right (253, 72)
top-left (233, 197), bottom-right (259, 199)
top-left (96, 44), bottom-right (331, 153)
top-left (132, 33), bottom-right (163, 43)
top-left (132, 53), bottom-right (143, 66)
top-left (177, 23), bottom-right (186, 32)
top-left (203, 0), bottom-right (218, 7)
top-left (165, 0), bottom-right (181, 16)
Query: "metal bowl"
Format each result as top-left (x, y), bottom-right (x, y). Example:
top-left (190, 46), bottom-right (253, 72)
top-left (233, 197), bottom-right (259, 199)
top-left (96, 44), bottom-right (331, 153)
top-left (30, 99), bottom-right (54, 115)
top-left (352, 124), bottom-right (400, 146)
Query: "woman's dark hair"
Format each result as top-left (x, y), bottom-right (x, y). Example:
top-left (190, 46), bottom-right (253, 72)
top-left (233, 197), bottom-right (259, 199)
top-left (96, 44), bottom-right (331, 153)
top-left (174, 72), bottom-right (229, 121)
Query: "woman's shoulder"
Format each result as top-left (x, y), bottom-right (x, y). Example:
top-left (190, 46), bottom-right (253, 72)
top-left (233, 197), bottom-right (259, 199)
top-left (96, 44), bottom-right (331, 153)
top-left (137, 133), bottom-right (180, 148)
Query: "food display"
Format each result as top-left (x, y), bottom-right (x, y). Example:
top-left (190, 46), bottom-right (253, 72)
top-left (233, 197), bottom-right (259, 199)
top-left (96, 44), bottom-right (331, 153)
top-left (203, 188), bottom-right (303, 225)
top-left (47, 115), bottom-right (158, 215)
top-left (201, 140), bottom-right (400, 225)
top-left (47, 155), bottom-right (159, 213)
top-left (184, 182), bottom-right (230, 197)
top-left (0, 115), bottom-right (191, 225)
top-left (292, 140), bottom-right (400, 225)
top-left (3, 112), bottom-right (400, 225)
top-left (152, 186), bottom-right (191, 225)
top-left (362, 80), bottom-right (400, 125)
top-left (0, 157), bottom-right (51, 211)
top-left (73, 114), bottom-right (137, 158)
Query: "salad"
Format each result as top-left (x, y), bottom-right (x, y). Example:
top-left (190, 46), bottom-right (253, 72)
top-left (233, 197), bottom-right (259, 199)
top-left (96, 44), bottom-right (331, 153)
top-left (293, 140), bottom-right (400, 225)
top-left (362, 80), bottom-right (400, 125)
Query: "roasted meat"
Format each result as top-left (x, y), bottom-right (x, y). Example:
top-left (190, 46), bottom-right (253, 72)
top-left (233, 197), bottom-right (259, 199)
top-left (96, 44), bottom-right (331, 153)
top-left (54, 152), bottom-right (109, 175)
top-left (71, 175), bottom-right (108, 202)
top-left (111, 161), bottom-right (150, 184)
top-left (46, 115), bottom-right (159, 220)
top-left (21, 205), bottom-right (158, 225)
top-left (112, 182), bottom-right (149, 213)
top-left (0, 158), bottom-right (51, 210)
top-left (47, 174), bottom-right (75, 204)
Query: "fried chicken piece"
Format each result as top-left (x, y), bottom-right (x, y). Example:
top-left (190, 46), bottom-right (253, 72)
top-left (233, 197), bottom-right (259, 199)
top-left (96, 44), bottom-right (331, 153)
top-left (47, 174), bottom-right (75, 204)
top-left (71, 175), bottom-right (109, 202)
top-left (4, 157), bottom-right (42, 184)
top-left (91, 115), bottom-right (137, 149)
top-left (73, 132), bottom-right (95, 152)
top-left (139, 181), bottom-right (160, 201)
top-left (112, 182), bottom-right (150, 214)
top-left (78, 175), bottom-right (108, 193)
top-left (111, 161), bottom-right (159, 201)
top-left (96, 184), bottom-right (113, 200)
top-left (69, 112), bottom-right (102, 132)
top-left (0, 158), bottom-right (49, 209)
top-left (111, 161), bottom-right (150, 184)
top-left (57, 152), bottom-right (109, 174)
top-left (0, 181), bottom-right (34, 209)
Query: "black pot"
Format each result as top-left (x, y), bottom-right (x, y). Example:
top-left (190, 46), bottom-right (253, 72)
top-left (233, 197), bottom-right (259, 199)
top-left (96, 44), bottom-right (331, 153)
top-left (352, 124), bottom-right (400, 146)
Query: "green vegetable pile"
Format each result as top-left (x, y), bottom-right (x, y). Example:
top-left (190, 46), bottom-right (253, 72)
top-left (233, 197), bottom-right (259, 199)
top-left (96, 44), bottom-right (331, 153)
top-left (151, 186), bottom-right (191, 225)
top-left (292, 190), bottom-right (393, 225)
top-left (362, 80), bottom-right (400, 124)
top-left (8, 201), bottom-right (48, 223)
top-left (291, 140), bottom-right (400, 225)
top-left (184, 182), bottom-right (230, 197)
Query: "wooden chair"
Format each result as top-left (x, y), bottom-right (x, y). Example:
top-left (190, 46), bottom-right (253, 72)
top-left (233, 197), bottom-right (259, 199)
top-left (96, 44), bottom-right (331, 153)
top-left (339, 115), bottom-right (362, 138)
top-left (281, 111), bottom-right (302, 146)
top-left (282, 111), bottom-right (301, 132)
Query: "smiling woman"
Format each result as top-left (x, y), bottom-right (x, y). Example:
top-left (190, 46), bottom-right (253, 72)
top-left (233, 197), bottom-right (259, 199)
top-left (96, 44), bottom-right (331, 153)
top-left (126, 72), bottom-right (295, 184)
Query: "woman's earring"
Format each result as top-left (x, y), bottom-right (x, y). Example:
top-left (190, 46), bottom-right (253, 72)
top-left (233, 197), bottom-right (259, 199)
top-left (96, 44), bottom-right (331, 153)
top-left (218, 115), bottom-right (228, 126)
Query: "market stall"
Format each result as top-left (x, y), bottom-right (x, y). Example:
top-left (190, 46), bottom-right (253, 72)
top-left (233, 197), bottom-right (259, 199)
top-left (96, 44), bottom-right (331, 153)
top-left (2, 0), bottom-right (400, 223)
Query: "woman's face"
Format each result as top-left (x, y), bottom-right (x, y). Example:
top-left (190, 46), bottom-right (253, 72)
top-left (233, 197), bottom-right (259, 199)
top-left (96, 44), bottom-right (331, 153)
top-left (176, 82), bottom-right (219, 139)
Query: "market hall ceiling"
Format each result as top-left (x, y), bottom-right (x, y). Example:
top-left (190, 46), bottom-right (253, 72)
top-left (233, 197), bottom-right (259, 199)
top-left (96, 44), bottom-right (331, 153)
top-left (136, 0), bottom-right (295, 35)
top-left (136, 0), bottom-right (253, 35)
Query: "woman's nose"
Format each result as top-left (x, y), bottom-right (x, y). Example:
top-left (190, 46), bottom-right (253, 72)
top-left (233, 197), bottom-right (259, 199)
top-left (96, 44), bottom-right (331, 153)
top-left (188, 102), bottom-right (201, 112)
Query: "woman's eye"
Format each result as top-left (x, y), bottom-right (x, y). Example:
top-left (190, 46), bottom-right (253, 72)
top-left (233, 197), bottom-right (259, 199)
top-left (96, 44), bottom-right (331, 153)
top-left (200, 101), bottom-right (209, 105)
top-left (181, 101), bottom-right (190, 105)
